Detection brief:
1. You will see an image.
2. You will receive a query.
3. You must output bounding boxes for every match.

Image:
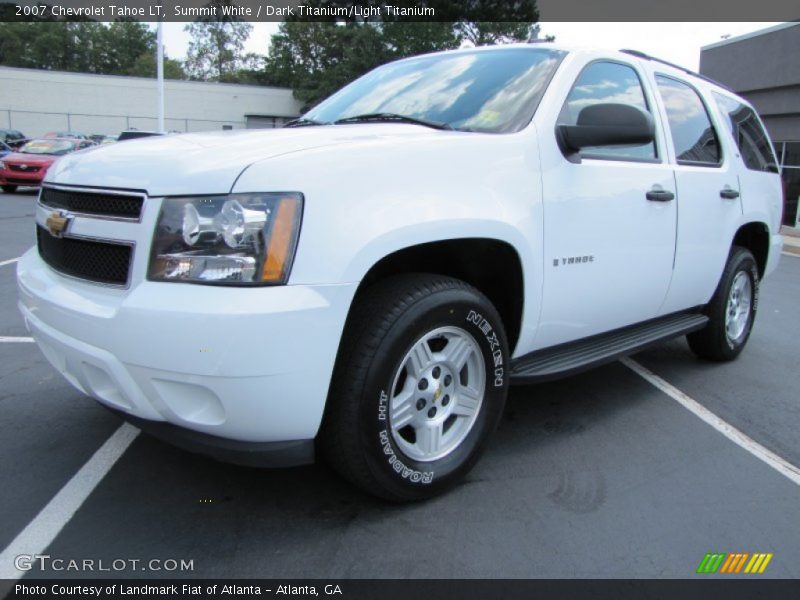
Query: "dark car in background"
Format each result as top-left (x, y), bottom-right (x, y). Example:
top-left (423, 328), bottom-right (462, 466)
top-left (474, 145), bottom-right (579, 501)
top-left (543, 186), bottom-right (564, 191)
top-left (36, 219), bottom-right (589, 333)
top-left (0, 140), bottom-right (13, 159)
top-left (90, 134), bottom-right (118, 145)
top-left (117, 130), bottom-right (164, 141)
top-left (0, 128), bottom-right (28, 149)
top-left (0, 138), bottom-right (92, 193)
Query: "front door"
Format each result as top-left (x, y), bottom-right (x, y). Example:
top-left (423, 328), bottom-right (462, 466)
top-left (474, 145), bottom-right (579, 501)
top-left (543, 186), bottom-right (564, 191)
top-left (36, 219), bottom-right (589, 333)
top-left (536, 59), bottom-right (677, 349)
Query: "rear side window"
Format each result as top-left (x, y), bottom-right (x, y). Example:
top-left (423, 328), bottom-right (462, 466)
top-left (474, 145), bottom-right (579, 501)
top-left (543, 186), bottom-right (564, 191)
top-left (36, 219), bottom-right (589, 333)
top-left (557, 61), bottom-right (657, 161)
top-left (655, 75), bottom-right (721, 166)
top-left (713, 93), bottom-right (778, 173)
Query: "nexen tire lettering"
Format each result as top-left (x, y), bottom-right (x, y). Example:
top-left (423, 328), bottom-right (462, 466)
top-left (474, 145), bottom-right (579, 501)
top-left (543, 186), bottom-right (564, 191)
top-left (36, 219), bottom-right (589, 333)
top-left (466, 309), bottom-right (505, 387)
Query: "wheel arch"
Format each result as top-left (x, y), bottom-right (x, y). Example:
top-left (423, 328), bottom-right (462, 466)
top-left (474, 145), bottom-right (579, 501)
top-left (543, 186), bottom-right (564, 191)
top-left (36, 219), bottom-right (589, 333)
top-left (348, 238), bottom-right (526, 354)
top-left (732, 221), bottom-right (770, 277)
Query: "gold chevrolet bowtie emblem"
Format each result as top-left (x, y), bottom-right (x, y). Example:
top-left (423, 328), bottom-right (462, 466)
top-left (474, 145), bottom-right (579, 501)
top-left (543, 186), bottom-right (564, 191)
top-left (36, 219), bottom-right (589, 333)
top-left (45, 211), bottom-right (70, 238)
top-left (433, 386), bottom-right (442, 401)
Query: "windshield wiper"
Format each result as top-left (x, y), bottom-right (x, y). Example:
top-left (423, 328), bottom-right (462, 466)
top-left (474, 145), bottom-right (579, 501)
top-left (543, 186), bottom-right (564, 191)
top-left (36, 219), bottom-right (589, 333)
top-left (284, 117), bottom-right (327, 128)
top-left (333, 113), bottom-right (453, 130)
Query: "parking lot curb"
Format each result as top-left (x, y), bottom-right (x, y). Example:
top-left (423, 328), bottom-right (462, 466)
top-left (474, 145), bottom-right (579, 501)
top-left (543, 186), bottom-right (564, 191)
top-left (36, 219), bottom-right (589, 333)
top-left (782, 236), bottom-right (800, 255)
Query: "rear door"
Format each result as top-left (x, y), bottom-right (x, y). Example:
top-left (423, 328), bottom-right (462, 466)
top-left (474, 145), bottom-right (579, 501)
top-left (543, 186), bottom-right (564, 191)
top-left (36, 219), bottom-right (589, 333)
top-left (712, 93), bottom-right (783, 235)
top-left (653, 75), bottom-right (743, 314)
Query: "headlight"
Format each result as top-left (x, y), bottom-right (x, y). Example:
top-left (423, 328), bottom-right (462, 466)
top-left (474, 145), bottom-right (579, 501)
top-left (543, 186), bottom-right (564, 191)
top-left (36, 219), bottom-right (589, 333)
top-left (0, 161), bottom-right (5, 169)
top-left (148, 193), bottom-right (303, 285)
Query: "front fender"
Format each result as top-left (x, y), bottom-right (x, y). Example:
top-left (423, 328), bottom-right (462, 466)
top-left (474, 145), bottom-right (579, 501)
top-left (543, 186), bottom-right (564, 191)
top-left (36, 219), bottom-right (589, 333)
top-left (232, 129), bottom-right (545, 355)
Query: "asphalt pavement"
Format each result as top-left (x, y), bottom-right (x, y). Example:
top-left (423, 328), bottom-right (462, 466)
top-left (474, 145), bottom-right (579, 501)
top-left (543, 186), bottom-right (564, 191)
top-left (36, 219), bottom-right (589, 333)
top-left (1, 189), bottom-right (799, 579)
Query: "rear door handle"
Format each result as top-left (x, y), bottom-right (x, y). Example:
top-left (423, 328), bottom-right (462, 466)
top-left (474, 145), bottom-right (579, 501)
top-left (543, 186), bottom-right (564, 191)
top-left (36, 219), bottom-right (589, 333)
top-left (720, 187), bottom-right (740, 200)
top-left (646, 188), bottom-right (675, 202)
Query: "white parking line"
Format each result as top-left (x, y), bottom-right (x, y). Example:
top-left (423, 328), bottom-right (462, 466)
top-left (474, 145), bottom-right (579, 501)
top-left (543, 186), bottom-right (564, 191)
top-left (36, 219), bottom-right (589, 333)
top-left (781, 251), bottom-right (799, 258)
top-left (0, 336), bottom-right (34, 343)
top-left (622, 357), bottom-right (800, 486)
top-left (0, 257), bottom-right (20, 267)
top-left (0, 424), bottom-right (140, 580)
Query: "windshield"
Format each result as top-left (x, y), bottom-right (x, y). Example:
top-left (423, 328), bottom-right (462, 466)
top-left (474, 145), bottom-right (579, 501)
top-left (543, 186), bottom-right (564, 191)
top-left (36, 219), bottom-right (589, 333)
top-left (304, 48), bottom-right (565, 133)
top-left (19, 139), bottom-right (77, 156)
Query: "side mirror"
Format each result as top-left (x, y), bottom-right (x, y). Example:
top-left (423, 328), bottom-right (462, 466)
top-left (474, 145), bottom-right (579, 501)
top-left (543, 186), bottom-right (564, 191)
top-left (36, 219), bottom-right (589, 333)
top-left (557, 103), bottom-right (655, 153)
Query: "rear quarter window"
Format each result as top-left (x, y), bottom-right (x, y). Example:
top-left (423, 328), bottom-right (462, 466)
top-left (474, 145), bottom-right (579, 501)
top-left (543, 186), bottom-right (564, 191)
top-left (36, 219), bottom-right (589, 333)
top-left (713, 93), bottom-right (778, 173)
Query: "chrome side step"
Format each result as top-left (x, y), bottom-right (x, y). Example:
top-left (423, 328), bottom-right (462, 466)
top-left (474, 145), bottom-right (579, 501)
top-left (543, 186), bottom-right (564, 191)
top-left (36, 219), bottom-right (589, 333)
top-left (510, 312), bottom-right (709, 384)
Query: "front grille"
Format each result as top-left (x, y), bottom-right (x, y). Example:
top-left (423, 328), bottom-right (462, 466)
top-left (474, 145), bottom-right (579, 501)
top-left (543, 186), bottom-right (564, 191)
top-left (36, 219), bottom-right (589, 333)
top-left (5, 177), bottom-right (40, 185)
top-left (40, 187), bottom-right (144, 220)
top-left (37, 226), bottom-right (132, 286)
top-left (9, 164), bottom-right (41, 172)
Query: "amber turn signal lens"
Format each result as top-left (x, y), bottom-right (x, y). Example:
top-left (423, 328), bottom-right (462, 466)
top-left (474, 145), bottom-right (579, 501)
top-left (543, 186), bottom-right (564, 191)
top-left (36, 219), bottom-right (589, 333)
top-left (262, 197), bottom-right (301, 282)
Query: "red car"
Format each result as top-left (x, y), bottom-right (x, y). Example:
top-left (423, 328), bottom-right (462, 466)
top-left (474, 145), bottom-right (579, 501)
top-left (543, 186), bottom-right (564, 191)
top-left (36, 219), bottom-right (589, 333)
top-left (0, 138), bottom-right (92, 193)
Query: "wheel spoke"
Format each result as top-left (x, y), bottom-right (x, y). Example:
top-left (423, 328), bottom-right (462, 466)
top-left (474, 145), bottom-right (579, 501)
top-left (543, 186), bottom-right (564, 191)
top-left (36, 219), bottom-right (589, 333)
top-left (391, 387), bottom-right (416, 429)
top-left (740, 297), bottom-right (750, 314)
top-left (735, 275), bottom-right (747, 295)
top-left (442, 335), bottom-right (473, 370)
top-left (408, 340), bottom-right (435, 376)
top-left (417, 422), bottom-right (444, 455)
top-left (453, 386), bottom-right (481, 417)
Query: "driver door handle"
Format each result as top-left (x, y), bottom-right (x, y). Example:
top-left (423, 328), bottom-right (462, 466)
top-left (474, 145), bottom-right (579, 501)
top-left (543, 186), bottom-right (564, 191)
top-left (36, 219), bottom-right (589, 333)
top-left (646, 188), bottom-right (675, 202)
top-left (720, 187), bottom-right (740, 200)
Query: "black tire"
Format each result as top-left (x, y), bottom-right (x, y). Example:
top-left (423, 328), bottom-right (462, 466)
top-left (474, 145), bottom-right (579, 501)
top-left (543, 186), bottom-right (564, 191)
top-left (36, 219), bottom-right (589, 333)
top-left (1, 185), bottom-right (17, 194)
top-left (320, 273), bottom-right (509, 502)
top-left (687, 246), bottom-right (759, 361)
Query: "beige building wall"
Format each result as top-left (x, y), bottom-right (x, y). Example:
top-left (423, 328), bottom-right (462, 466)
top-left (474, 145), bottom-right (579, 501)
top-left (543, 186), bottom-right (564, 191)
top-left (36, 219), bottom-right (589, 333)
top-left (0, 66), bottom-right (302, 137)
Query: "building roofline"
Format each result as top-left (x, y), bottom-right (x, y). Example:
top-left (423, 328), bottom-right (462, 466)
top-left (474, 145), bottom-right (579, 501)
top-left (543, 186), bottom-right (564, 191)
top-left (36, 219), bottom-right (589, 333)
top-left (0, 64), bottom-right (294, 93)
top-left (701, 22), bottom-right (799, 51)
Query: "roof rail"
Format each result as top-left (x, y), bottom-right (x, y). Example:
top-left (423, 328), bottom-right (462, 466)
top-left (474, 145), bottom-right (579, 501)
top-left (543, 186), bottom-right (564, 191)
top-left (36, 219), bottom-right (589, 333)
top-left (619, 49), bottom-right (731, 91)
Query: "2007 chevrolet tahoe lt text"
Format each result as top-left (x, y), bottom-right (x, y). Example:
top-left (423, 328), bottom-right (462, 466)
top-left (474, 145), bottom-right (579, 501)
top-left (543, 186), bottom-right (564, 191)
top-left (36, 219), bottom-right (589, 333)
top-left (17, 45), bottom-right (783, 501)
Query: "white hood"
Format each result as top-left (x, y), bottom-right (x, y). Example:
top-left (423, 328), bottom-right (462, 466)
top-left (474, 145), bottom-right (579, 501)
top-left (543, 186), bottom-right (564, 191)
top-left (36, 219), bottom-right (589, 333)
top-left (45, 125), bottom-right (442, 196)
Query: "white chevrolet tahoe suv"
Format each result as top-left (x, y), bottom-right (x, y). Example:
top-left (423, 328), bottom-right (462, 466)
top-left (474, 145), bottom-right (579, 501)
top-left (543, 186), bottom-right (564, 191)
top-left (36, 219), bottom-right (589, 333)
top-left (18, 45), bottom-right (783, 501)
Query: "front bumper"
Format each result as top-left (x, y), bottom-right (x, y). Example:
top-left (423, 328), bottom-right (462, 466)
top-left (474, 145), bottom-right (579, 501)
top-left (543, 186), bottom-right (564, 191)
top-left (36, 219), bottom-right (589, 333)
top-left (104, 405), bottom-right (315, 467)
top-left (18, 249), bottom-right (356, 451)
top-left (0, 169), bottom-right (46, 187)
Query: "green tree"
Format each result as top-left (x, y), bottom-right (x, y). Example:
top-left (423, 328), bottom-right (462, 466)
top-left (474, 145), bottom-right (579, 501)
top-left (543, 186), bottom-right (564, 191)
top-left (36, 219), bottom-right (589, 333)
top-left (381, 21), bottom-right (459, 57)
top-left (105, 21), bottom-right (158, 74)
top-left (0, 20), bottom-right (157, 76)
top-left (263, 22), bottom-right (390, 107)
top-left (457, 22), bottom-right (535, 46)
top-left (262, 0), bottom-right (540, 108)
top-left (184, 1), bottom-right (254, 82)
top-left (129, 52), bottom-right (187, 80)
top-left (453, 0), bottom-right (540, 46)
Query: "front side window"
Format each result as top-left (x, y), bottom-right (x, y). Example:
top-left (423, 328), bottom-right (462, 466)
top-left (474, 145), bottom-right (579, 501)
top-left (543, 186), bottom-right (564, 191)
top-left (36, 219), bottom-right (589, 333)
top-left (304, 48), bottom-right (566, 134)
top-left (655, 76), bottom-right (721, 166)
top-left (713, 93), bottom-right (778, 173)
top-left (556, 61), bottom-right (657, 161)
